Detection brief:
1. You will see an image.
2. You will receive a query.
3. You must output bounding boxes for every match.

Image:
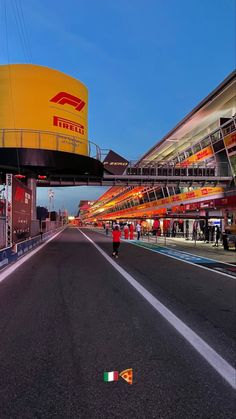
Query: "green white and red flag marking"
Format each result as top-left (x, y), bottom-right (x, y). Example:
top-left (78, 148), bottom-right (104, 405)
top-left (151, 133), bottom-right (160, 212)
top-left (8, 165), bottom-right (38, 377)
top-left (103, 371), bottom-right (119, 382)
top-left (103, 368), bottom-right (133, 384)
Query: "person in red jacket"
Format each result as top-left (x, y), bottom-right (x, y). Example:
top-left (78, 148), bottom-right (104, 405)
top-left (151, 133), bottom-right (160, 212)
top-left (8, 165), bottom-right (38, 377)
top-left (112, 226), bottom-right (121, 258)
top-left (129, 223), bottom-right (134, 239)
top-left (124, 223), bottom-right (129, 239)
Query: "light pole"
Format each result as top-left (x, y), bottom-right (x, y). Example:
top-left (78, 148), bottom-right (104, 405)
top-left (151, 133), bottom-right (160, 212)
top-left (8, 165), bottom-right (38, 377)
top-left (48, 189), bottom-right (55, 222)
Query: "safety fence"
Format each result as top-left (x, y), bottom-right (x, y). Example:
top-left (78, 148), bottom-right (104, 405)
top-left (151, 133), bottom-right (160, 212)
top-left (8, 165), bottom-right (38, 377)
top-left (83, 226), bottom-right (227, 249)
top-left (0, 128), bottom-right (101, 161)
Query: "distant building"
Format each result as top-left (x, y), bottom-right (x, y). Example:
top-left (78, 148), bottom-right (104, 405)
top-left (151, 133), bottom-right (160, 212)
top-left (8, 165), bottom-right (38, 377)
top-left (78, 200), bottom-right (94, 218)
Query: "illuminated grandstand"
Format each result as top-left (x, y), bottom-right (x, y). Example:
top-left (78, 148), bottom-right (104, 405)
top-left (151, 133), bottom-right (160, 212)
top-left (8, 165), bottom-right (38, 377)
top-left (82, 71), bottom-right (236, 237)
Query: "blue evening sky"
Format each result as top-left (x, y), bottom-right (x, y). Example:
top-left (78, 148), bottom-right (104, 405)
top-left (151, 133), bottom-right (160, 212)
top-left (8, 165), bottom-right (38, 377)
top-left (1, 0), bottom-right (235, 214)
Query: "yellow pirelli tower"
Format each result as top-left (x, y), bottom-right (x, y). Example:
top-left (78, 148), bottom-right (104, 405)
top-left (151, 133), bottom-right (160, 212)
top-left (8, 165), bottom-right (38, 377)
top-left (0, 64), bottom-right (103, 180)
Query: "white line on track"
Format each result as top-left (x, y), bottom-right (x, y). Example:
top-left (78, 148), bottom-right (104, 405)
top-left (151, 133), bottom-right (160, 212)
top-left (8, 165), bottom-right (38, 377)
top-left (131, 241), bottom-right (236, 279)
top-left (133, 240), bottom-right (236, 267)
top-left (79, 228), bottom-right (236, 390)
top-left (87, 228), bottom-right (236, 279)
top-left (0, 230), bottom-right (64, 284)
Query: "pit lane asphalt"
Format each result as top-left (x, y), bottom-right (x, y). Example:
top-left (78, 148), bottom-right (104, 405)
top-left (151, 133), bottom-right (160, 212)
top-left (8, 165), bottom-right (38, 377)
top-left (0, 227), bottom-right (235, 418)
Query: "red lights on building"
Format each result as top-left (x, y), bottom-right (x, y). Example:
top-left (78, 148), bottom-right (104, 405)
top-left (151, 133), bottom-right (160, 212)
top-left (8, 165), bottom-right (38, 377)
top-left (15, 174), bottom-right (26, 179)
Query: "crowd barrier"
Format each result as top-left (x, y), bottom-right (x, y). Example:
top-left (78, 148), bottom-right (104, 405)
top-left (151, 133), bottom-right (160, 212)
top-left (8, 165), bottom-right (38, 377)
top-left (0, 227), bottom-right (63, 272)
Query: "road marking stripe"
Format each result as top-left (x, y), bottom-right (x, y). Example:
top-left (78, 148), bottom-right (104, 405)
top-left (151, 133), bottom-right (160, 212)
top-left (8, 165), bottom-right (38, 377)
top-left (134, 240), bottom-right (236, 267)
top-left (0, 230), bottom-right (64, 284)
top-left (130, 241), bottom-right (236, 279)
top-left (87, 228), bottom-right (236, 268)
top-left (79, 228), bottom-right (236, 390)
top-left (85, 228), bottom-right (235, 279)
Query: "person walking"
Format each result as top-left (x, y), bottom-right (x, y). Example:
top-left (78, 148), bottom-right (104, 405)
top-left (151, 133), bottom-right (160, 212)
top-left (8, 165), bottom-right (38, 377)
top-left (204, 224), bottom-right (210, 243)
top-left (105, 222), bottom-right (109, 236)
top-left (129, 222), bottom-right (134, 240)
top-left (113, 221), bottom-right (120, 230)
top-left (124, 223), bottom-right (129, 239)
top-left (213, 225), bottom-right (221, 247)
top-left (112, 225), bottom-right (121, 258)
top-left (136, 222), bottom-right (141, 240)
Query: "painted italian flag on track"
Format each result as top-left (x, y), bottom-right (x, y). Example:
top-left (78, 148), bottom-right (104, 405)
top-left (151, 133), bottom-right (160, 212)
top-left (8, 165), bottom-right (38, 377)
top-left (103, 371), bottom-right (119, 382)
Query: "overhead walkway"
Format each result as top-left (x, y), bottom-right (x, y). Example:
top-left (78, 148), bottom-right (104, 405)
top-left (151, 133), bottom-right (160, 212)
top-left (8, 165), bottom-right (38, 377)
top-left (35, 163), bottom-right (233, 187)
top-left (0, 123), bottom-right (234, 187)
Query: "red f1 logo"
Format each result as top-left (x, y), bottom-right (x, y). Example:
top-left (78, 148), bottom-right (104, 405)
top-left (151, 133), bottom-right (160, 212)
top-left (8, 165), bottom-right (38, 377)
top-left (15, 186), bottom-right (25, 202)
top-left (50, 92), bottom-right (86, 112)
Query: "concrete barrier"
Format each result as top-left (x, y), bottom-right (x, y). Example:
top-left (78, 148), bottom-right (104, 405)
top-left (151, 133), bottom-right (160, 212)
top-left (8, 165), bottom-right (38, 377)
top-left (0, 246), bottom-right (17, 269)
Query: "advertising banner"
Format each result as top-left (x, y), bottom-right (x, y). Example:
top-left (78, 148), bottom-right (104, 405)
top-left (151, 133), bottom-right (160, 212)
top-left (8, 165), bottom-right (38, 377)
top-left (178, 145), bottom-right (214, 167)
top-left (12, 176), bottom-right (32, 243)
top-left (224, 132), bottom-right (236, 150)
top-left (6, 174), bottom-right (32, 245)
top-left (0, 64), bottom-right (88, 156)
top-left (157, 186), bottom-right (223, 207)
top-left (224, 133), bottom-right (236, 175)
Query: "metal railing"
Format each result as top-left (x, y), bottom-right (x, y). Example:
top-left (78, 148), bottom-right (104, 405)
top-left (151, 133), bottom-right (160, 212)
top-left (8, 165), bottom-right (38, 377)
top-left (0, 128), bottom-right (102, 161)
top-left (139, 230), bottom-right (222, 249)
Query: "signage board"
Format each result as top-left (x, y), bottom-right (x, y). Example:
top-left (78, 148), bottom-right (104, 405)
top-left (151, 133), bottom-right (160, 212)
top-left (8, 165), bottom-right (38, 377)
top-left (0, 64), bottom-right (88, 156)
top-left (224, 132), bottom-right (236, 150)
top-left (178, 145), bottom-right (214, 167)
top-left (5, 174), bottom-right (32, 245)
top-left (103, 150), bottom-right (129, 175)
